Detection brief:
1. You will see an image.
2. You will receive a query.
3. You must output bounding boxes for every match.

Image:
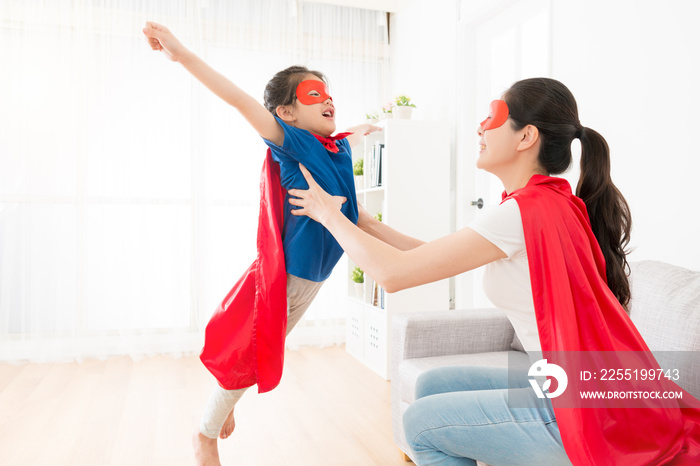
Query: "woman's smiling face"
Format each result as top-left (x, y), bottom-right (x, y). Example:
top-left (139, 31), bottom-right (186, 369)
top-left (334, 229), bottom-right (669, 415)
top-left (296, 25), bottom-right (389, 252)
top-left (476, 100), bottom-right (521, 174)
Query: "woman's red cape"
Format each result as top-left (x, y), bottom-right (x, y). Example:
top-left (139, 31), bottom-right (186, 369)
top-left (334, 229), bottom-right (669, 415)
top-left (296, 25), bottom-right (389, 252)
top-left (200, 150), bottom-right (288, 393)
top-left (507, 175), bottom-right (700, 465)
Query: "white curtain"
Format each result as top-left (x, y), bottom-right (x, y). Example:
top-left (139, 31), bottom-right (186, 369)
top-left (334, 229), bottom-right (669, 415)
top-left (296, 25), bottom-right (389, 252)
top-left (0, 0), bottom-right (389, 362)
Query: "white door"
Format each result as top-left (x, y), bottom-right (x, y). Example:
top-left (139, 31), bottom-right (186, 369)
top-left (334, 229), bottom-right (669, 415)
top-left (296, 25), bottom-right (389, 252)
top-left (455, 0), bottom-right (552, 308)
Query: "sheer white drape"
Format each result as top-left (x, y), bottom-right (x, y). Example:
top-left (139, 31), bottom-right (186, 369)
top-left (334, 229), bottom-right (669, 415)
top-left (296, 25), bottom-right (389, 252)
top-left (0, 0), bottom-right (388, 362)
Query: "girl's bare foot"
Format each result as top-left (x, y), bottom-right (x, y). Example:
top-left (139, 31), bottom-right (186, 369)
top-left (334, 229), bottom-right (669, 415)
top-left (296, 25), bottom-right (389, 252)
top-left (219, 408), bottom-right (235, 439)
top-left (192, 430), bottom-right (221, 466)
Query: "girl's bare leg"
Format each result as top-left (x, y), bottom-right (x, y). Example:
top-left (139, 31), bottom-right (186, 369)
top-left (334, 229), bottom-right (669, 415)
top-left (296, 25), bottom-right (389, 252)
top-left (194, 386), bottom-right (247, 465)
top-left (192, 275), bottom-right (324, 463)
top-left (192, 431), bottom-right (221, 466)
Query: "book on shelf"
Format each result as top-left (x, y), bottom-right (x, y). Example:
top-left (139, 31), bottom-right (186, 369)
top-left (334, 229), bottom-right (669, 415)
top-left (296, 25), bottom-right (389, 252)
top-left (367, 143), bottom-right (384, 188)
top-left (371, 280), bottom-right (385, 309)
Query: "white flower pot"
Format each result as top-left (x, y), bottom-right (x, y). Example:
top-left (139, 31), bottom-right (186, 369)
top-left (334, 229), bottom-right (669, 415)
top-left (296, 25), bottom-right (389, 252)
top-left (354, 282), bottom-right (364, 299)
top-left (393, 106), bottom-right (413, 119)
top-left (355, 175), bottom-right (364, 191)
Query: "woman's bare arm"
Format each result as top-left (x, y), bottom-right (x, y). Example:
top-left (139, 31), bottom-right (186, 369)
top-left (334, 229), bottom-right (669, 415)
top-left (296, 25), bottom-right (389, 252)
top-left (289, 165), bottom-right (506, 292)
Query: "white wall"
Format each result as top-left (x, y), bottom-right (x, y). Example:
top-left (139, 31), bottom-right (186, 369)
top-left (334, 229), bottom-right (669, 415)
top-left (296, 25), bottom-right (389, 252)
top-left (390, 0), bottom-right (461, 306)
top-left (389, 0), bottom-right (459, 124)
top-left (390, 0), bottom-right (700, 281)
top-left (550, 0), bottom-right (700, 271)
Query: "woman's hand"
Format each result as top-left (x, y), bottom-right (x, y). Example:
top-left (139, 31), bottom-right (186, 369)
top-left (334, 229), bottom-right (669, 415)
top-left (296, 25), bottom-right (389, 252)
top-left (143, 22), bottom-right (188, 62)
top-left (288, 164), bottom-right (347, 224)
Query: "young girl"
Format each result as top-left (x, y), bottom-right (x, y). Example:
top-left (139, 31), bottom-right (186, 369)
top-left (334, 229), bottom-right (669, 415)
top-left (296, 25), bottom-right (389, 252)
top-left (143, 21), bottom-right (379, 465)
top-left (289, 78), bottom-right (700, 465)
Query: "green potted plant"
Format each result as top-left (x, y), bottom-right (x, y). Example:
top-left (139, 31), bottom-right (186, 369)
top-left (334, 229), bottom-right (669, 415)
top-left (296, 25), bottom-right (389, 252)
top-left (364, 111), bottom-right (380, 124)
top-left (351, 266), bottom-right (364, 299)
top-left (353, 158), bottom-right (364, 191)
top-left (393, 94), bottom-right (416, 119)
top-left (381, 102), bottom-right (394, 119)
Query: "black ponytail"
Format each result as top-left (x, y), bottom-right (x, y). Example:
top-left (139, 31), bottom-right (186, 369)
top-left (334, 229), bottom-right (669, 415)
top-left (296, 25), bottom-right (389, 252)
top-left (576, 127), bottom-right (632, 309)
top-left (504, 78), bottom-right (632, 310)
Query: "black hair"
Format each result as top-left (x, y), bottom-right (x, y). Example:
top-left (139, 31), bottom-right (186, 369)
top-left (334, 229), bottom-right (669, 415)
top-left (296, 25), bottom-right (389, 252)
top-left (263, 65), bottom-right (326, 116)
top-left (504, 77), bottom-right (632, 310)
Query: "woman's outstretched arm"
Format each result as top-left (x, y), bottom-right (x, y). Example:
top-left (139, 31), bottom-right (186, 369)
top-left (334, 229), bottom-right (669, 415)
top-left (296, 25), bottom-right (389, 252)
top-left (289, 165), bottom-right (506, 292)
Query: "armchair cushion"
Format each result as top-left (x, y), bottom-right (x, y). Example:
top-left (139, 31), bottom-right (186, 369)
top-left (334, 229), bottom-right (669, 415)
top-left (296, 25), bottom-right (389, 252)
top-left (391, 308), bottom-right (516, 364)
top-left (629, 260), bottom-right (700, 351)
top-left (391, 308), bottom-right (527, 460)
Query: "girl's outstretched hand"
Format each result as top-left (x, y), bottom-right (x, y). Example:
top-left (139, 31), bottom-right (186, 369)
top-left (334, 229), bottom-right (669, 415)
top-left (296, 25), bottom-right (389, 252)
top-left (345, 123), bottom-right (383, 148)
top-left (350, 123), bottom-right (383, 137)
top-left (288, 164), bottom-right (346, 224)
top-left (142, 22), bottom-right (187, 62)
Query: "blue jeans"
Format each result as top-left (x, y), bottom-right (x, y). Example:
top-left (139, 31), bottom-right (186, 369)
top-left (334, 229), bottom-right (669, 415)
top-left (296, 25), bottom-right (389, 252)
top-left (402, 366), bottom-right (572, 465)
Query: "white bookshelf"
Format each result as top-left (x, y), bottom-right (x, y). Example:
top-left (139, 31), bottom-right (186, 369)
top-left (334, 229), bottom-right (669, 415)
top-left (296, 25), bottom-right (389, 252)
top-left (346, 119), bottom-right (451, 379)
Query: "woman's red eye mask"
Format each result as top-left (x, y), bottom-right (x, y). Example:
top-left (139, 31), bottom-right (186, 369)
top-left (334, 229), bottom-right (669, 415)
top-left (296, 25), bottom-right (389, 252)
top-left (480, 100), bottom-right (509, 130)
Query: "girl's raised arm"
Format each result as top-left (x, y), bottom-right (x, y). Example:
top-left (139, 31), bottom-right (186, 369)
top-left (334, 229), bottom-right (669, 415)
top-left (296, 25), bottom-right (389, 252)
top-left (143, 22), bottom-right (284, 146)
top-left (356, 204), bottom-right (425, 251)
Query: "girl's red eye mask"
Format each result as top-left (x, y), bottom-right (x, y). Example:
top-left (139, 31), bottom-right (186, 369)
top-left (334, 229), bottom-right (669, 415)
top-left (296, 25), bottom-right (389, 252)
top-left (296, 80), bottom-right (332, 105)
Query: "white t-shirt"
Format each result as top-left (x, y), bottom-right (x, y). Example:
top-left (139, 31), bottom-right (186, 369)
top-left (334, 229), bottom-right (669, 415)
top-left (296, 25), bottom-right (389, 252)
top-left (468, 199), bottom-right (541, 353)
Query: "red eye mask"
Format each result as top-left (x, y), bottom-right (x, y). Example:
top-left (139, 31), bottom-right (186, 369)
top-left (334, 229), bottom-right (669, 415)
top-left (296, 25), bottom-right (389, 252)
top-left (480, 100), bottom-right (509, 130)
top-left (296, 80), bottom-right (332, 105)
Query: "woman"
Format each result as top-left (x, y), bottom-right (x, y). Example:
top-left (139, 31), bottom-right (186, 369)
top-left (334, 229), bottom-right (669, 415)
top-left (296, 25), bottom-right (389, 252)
top-left (288, 78), bottom-right (700, 465)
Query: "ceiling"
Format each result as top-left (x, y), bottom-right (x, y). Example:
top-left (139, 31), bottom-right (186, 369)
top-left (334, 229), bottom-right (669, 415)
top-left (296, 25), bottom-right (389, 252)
top-left (300, 0), bottom-right (412, 13)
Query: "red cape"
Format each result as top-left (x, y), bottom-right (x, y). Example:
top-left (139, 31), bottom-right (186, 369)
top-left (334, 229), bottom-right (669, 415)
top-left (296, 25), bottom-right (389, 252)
top-left (508, 175), bottom-right (700, 465)
top-left (200, 150), bottom-right (288, 393)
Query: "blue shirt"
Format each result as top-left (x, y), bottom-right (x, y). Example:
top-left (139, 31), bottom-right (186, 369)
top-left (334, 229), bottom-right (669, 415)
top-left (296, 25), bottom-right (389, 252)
top-left (263, 117), bottom-right (359, 282)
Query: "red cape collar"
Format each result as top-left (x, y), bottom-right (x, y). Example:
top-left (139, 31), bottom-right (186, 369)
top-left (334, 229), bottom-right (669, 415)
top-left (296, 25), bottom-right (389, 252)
top-left (502, 174), bottom-right (571, 202)
top-left (312, 132), bottom-right (352, 153)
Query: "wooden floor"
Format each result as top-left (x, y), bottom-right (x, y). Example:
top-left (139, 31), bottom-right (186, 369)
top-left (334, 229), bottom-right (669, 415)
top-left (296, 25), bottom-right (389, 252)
top-left (0, 345), bottom-right (409, 466)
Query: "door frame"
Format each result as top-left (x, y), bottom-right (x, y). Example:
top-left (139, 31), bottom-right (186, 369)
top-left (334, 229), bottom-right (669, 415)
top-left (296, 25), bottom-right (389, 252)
top-left (454, 0), bottom-right (553, 308)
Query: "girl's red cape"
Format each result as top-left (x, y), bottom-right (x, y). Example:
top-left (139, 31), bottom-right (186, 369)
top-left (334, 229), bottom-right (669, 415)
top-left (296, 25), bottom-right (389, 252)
top-left (200, 150), bottom-right (288, 393)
